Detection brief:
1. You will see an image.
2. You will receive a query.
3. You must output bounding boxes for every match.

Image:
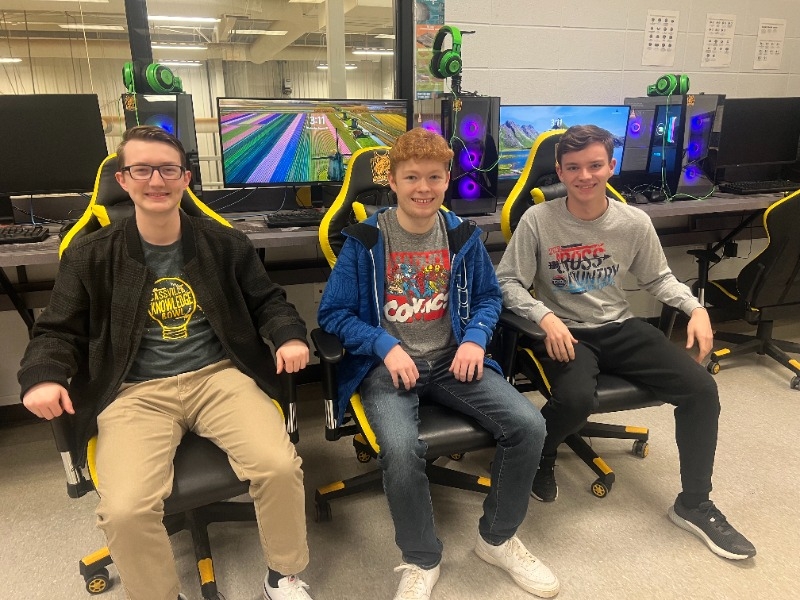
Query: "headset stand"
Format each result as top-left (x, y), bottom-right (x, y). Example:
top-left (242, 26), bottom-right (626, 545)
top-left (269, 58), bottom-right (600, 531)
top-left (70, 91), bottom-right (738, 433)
top-left (451, 73), bottom-right (462, 96)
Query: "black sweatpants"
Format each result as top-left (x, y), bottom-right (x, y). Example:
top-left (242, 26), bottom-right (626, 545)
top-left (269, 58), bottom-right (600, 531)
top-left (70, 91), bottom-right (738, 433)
top-left (533, 318), bottom-right (720, 496)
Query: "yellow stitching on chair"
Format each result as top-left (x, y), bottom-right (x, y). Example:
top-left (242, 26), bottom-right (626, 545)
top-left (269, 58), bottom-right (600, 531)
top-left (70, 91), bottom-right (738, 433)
top-left (606, 182), bottom-right (627, 203)
top-left (710, 280), bottom-right (739, 302)
top-left (272, 399), bottom-right (285, 421)
top-left (349, 393), bottom-right (380, 453)
top-left (92, 204), bottom-right (111, 227)
top-left (501, 129), bottom-right (566, 243)
top-left (198, 558), bottom-right (215, 584)
top-left (523, 347), bottom-right (551, 392)
top-left (531, 187), bottom-right (546, 205)
top-left (188, 188), bottom-right (231, 228)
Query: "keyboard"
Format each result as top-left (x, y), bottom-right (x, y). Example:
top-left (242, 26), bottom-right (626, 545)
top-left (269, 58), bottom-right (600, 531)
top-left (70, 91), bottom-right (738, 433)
top-left (0, 224), bottom-right (50, 244)
top-left (718, 180), bottom-right (800, 195)
top-left (265, 209), bottom-right (324, 228)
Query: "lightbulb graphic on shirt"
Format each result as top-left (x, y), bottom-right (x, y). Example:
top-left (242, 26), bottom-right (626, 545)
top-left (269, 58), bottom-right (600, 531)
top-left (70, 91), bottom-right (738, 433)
top-left (148, 277), bottom-right (197, 340)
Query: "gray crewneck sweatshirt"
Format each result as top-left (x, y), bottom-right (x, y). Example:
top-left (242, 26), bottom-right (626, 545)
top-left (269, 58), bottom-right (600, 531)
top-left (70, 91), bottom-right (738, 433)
top-left (497, 196), bottom-right (702, 328)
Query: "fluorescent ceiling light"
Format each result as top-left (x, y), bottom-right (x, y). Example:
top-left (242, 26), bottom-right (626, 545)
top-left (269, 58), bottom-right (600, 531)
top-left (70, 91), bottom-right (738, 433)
top-left (148, 16), bottom-right (220, 24)
top-left (288, 0), bottom-right (326, 3)
top-left (232, 29), bottom-right (288, 36)
top-left (317, 63), bottom-right (358, 70)
top-left (374, 34), bottom-right (395, 39)
top-left (0, 57), bottom-right (22, 63)
top-left (59, 24), bottom-right (125, 31)
top-left (37, 0), bottom-right (108, 3)
top-left (159, 60), bottom-right (203, 67)
top-left (352, 48), bottom-right (393, 56)
top-left (152, 44), bottom-right (207, 51)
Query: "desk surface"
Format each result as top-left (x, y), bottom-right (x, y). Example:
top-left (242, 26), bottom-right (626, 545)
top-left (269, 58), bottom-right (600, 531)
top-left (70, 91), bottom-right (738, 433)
top-left (0, 193), bottom-right (779, 270)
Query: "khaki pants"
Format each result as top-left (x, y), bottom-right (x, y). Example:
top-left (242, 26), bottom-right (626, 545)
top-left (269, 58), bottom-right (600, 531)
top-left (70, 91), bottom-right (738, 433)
top-left (94, 359), bottom-right (309, 600)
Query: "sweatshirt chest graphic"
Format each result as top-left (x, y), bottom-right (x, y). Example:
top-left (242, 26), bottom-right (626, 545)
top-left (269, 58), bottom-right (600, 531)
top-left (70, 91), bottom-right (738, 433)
top-left (547, 242), bottom-right (619, 294)
top-left (384, 249), bottom-right (451, 323)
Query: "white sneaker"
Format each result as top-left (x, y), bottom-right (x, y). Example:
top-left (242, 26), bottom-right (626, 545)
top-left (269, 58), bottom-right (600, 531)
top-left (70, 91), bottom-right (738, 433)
top-left (474, 534), bottom-right (560, 598)
top-left (393, 563), bottom-right (440, 600)
top-left (263, 575), bottom-right (313, 600)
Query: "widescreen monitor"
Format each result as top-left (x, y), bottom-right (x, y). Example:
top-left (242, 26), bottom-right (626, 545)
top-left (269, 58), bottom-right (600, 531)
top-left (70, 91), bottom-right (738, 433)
top-left (712, 97), bottom-right (800, 168)
top-left (498, 105), bottom-right (631, 180)
top-left (217, 98), bottom-right (410, 187)
top-left (0, 94), bottom-right (108, 195)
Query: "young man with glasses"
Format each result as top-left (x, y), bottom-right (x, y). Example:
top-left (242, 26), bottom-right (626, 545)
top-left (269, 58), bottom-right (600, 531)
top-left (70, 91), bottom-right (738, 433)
top-left (19, 126), bottom-right (316, 600)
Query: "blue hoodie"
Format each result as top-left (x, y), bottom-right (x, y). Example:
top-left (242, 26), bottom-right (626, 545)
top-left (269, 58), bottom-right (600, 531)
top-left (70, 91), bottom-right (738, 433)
top-left (317, 208), bottom-right (503, 423)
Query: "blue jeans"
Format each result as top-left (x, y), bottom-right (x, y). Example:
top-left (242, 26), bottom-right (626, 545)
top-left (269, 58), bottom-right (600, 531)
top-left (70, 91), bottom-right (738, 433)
top-left (360, 354), bottom-right (546, 568)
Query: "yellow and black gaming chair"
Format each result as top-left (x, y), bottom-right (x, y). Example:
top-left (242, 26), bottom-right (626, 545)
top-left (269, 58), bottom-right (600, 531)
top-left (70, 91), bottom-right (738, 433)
top-left (51, 154), bottom-right (297, 599)
top-left (703, 190), bottom-right (800, 389)
top-left (498, 130), bottom-right (671, 498)
top-left (313, 146), bottom-right (494, 521)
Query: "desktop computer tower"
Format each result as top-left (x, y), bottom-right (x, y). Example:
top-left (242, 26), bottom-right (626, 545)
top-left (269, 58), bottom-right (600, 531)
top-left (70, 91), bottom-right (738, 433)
top-left (122, 93), bottom-right (202, 194)
top-left (441, 96), bottom-right (500, 216)
top-left (674, 94), bottom-right (725, 198)
top-left (620, 95), bottom-right (687, 195)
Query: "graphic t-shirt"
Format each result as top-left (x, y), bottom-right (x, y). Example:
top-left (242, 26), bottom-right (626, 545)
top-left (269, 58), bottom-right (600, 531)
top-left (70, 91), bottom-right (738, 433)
top-left (126, 238), bottom-right (226, 382)
top-left (378, 209), bottom-right (456, 359)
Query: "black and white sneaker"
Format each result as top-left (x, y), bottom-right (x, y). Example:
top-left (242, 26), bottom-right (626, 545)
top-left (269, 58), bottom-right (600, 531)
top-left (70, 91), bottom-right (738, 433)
top-left (668, 497), bottom-right (756, 560)
top-left (531, 455), bottom-right (558, 502)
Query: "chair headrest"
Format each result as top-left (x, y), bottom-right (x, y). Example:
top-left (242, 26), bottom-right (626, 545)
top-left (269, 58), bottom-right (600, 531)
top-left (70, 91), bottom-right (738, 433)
top-left (59, 154), bottom-right (231, 257)
top-left (320, 146), bottom-right (393, 267)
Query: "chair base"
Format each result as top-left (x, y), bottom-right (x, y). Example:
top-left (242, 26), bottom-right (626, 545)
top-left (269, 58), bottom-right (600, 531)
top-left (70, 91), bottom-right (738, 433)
top-left (709, 320), bottom-right (800, 388)
top-left (79, 500), bottom-right (256, 599)
top-left (314, 459), bottom-right (491, 522)
top-left (565, 423), bottom-right (650, 499)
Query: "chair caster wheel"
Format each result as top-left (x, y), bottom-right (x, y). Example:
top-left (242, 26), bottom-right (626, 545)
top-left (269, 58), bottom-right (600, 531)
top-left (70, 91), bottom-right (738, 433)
top-left (85, 568), bottom-right (111, 594)
top-left (591, 479), bottom-right (610, 498)
top-left (315, 502), bottom-right (332, 522)
top-left (707, 361), bottom-right (720, 375)
top-left (632, 440), bottom-right (649, 458)
top-left (449, 453), bottom-right (464, 461)
top-left (791, 376), bottom-right (800, 390)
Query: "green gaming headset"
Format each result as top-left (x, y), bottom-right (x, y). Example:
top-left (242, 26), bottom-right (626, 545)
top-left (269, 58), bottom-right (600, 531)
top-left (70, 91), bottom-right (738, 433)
top-left (123, 61), bottom-right (184, 94)
top-left (647, 73), bottom-right (690, 97)
top-left (429, 25), bottom-right (463, 79)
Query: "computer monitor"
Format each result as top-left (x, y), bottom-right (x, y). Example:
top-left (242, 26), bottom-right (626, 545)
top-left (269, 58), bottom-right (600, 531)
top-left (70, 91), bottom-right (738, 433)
top-left (620, 95), bottom-right (687, 194)
top-left (710, 97), bottom-right (800, 169)
top-left (498, 104), bottom-right (631, 181)
top-left (217, 97), bottom-right (410, 189)
top-left (0, 94), bottom-right (108, 196)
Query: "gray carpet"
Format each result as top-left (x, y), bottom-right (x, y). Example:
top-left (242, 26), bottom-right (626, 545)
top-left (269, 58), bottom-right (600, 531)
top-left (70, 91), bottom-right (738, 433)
top-left (2, 321), bottom-right (798, 600)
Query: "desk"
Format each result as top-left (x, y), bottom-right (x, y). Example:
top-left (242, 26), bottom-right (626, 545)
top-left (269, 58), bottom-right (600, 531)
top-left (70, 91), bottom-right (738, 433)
top-left (0, 196), bottom-right (775, 329)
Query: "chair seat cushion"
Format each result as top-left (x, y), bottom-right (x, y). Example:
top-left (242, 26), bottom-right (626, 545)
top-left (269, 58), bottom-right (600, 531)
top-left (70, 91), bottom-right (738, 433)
top-left (417, 403), bottom-right (495, 458)
top-left (595, 374), bottom-right (662, 413)
top-left (165, 433), bottom-right (250, 514)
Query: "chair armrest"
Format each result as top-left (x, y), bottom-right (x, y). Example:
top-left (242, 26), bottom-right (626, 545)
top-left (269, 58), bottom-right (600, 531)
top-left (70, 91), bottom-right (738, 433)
top-left (311, 328), bottom-right (344, 364)
top-left (279, 371), bottom-right (299, 444)
top-left (50, 416), bottom-right (94, 499)
top-left (498, 310), bottom-right (546, 340)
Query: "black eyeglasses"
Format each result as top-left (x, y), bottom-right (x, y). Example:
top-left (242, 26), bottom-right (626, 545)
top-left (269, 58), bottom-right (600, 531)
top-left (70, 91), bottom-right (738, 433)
top-left (121, 164), bottom-right (186, 181)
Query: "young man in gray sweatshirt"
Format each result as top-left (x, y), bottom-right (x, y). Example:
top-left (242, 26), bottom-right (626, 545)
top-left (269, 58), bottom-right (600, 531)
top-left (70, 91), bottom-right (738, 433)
top-left (496, 124), bottom-right (755, 561)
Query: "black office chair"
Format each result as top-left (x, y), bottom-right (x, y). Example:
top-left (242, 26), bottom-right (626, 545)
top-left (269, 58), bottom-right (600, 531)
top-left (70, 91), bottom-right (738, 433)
top-left (499, 130), bottom-right (672, 498)
top-left (313, 146), bottom-right (494, 521)
top-left (52, 154), bottom-right (298, 599)
top-left (702, 189), bottom-right (800, 389)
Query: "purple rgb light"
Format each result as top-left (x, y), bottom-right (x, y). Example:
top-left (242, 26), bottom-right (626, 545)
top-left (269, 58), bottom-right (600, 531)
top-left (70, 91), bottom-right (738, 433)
top-left (458, 147), bottom-right (483, 171)
top-left (691, 115), bottom-right (709, 131)
top-left (145, 114), bottom-right (176, 135)
top-left (459, 114), bottom-right (485, 141)
top-left (421, 120), bottom-right (442, 135)
top-left (458, 175), bottom-right (481, 199)
top-left (687, 141), bottom-right (702, 161)
top-left (628, 118), bottom-right (642, 136)
top-left (684, 165), bottom-right (701, 181)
